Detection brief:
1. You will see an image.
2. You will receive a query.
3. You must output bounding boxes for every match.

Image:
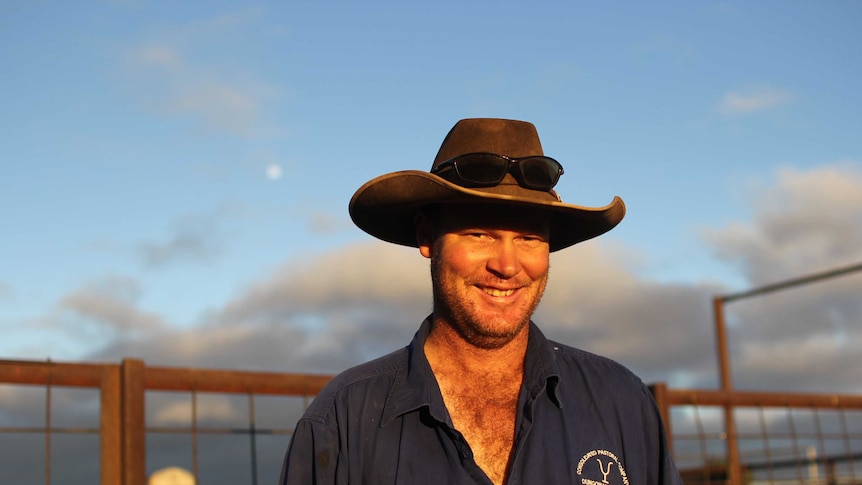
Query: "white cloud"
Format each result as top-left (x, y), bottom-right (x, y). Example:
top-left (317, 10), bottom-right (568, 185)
top-left (306, 210), bottom-right (348, 235)
top-left (216, 241), bottom-right (430, 324)
top-left (539, 241), bottom-right (721, 386)
top-left (140, 210), bottom-right (225, 268)
top-left (705, 163), bottom-right (862, 284)
top-left (703, 162), bottom-right (862, 392)
top-left (735, 332), bottom-right (862, 392)
top-left (166, 81), bottom-right (264, 135)
top-left (122, 9), bottom-right (284, 137)
top-left (717, 86), bottom-right (795, 115)
top-left (58, 276), bottom-right (165, 334)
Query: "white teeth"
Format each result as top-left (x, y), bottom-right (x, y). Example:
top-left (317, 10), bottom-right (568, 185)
top-left (484, 288), bottom-right (515, 297)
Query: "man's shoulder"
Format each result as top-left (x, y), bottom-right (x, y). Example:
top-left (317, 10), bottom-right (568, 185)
top-left (326, 346), bottom-right (408, 391)
top-left (301, 346), bottom-right (408, 422)
top-left (548, 340), bottom-right (645, 392)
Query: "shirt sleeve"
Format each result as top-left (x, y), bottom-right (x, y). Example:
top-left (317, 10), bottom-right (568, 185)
top-left (279, 417), bottom-right (341, 485)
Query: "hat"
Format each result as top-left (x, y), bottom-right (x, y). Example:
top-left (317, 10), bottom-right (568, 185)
top-left (348, 118), bottom-right (625, 252)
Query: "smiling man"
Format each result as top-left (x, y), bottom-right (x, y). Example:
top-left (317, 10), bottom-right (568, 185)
top-left (280, 118), bottom-right (682, 485)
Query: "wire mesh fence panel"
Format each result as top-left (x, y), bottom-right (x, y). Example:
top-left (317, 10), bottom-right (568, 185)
top-left (0, 382), bottom-right (101, 485)
top-left (666, 398), bottom-right (862, 485)
top-left (0, 359), bottom-right (328, 485)
top-left (671, 405), bottom-right (729, 484)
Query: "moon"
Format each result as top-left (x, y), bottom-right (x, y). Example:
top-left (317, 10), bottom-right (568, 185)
top-left (266, 163), bottom-right (283, 180)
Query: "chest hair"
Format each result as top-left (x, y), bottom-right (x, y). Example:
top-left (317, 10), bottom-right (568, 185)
top-left (436, 372), bottom-right (523, 485)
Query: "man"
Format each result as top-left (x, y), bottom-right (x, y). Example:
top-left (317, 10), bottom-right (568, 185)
top-left (280, 118), bottom-right (682, 485)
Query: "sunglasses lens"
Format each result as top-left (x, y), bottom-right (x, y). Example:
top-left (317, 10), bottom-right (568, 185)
top-left (518, 157), bottom-right (562, 189)
top-left (435, 153), bottom-right (563, 190)
top-left (453, 154), bottom-right (509, 185)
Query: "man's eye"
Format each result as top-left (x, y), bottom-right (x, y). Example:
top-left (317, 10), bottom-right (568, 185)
top-left (519, 235), bottom-right (546, 245)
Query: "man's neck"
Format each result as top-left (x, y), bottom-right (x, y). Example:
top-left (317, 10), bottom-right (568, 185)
top-left (424, 317), bottom-right (529, 378)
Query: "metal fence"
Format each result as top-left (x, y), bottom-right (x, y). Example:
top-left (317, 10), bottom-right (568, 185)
top-left (0, 358), bottom-right (329, 485)
top-left (3, 358), bottom-right (862, 484)
top-left (702, 262), bottom-right (862, 484)
top-left (652, 385), bottom-right (862, 484)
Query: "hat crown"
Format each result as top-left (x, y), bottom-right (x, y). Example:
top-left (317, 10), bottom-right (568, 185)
top-left (432, 118), bottom-right (544, 168)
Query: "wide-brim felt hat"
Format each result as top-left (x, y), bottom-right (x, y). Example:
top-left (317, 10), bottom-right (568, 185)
top-left (349, 118), bottom-right (626, 252)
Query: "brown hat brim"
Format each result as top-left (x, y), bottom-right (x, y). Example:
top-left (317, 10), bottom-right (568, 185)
top-left (349, 170), bottom-right (625, 252)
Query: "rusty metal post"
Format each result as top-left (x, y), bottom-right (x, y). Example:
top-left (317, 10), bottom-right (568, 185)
top-left (101, 364), bottom-right (122, 485)
top-left (649, 382), bottom-right (674, 456)
top-left (45, 360), bottom-right (52, 485)
top-left (714, 297), bottom-right (733, 396)
top-left (713, 297), bottom-right (741, 484)
top-left (121, 359), bottom-right (146, 485)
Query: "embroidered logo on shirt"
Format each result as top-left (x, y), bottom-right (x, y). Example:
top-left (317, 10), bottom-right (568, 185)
top-left (576, 449), bottom-right (629, 485)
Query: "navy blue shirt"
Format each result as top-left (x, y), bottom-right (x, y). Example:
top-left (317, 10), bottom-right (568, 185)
top-left (280, 317), bottom-right (682, 485)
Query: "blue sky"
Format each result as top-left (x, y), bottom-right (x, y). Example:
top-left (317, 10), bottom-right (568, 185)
top-left (2, 1), bottom-right (861, 391)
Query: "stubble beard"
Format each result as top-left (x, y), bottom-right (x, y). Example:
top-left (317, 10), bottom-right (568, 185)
top-left (429, 256), bottom-right (547, 350)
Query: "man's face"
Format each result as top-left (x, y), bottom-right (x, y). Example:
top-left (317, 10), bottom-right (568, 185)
top-left (419, 204), bottom-right (551, 349)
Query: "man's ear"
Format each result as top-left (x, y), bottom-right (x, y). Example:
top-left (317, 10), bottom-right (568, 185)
top-left (414, 211), bottom-right (434, 259)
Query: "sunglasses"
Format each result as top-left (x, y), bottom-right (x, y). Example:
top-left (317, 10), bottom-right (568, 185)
top-left (431, 152), bottom-right (564, 191)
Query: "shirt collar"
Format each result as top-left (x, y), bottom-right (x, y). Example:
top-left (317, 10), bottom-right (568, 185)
top-left (381, 316), bottom-right (562, 427)
top-left (381, 316), bottom-right (449, 427)
top-left (523, 322), bottom-right (563, 408)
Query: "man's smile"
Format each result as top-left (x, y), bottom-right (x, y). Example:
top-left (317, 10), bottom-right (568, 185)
top-left (479, 286), bottom-right (518, 298)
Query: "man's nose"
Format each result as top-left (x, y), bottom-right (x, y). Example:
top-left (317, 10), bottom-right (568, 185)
top-left (485, 238), bottom-right (521, 278)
